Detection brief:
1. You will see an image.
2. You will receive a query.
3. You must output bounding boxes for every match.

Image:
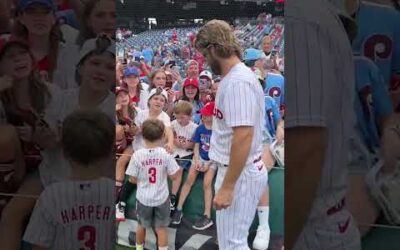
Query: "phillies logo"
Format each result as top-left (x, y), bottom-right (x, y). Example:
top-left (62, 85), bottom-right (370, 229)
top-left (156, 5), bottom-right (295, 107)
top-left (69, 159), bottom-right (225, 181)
top-left (268, 87), bottom-right (281, 98)
top-left (213, 108), bottom-right (224, 120)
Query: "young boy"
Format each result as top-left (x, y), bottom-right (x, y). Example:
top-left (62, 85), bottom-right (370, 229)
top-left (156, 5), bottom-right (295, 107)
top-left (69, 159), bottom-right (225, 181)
top-left (23, 110), bottom-right (115, 249)
top-left (171, 102), bottom-right (216, 230)
top-left (170, 101), bottom-right (198, 212)
top-left (126, 119), bottom-right (180, 250)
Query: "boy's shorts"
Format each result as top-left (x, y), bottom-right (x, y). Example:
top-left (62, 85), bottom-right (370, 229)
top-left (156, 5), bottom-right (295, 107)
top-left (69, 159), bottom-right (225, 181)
top-left (198, 158), bottom-right (217, 171)
top-left (136, 198), bottom-right (170, 228)
top-left (175, 154), bottom-right (193, 170)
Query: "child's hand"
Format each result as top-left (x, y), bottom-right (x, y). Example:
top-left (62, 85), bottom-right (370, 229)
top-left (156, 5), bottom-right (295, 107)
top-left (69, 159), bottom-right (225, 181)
top-left (165, 142), bottom-right (174, 154)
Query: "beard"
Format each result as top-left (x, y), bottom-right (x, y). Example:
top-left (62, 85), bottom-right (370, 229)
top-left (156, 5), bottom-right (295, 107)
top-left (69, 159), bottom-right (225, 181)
top-left (209, 57), bottom-right (222, 76)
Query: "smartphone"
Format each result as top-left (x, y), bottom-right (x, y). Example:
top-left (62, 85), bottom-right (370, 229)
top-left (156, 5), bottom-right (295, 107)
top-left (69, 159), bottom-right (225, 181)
top-left (169, 60), bottom-right (176, 67)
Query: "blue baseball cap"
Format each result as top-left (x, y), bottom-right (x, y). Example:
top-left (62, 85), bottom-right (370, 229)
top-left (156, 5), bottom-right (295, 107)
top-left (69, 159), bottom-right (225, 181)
top-left (243, 48), bottom-right (267, 61)
top-left (123, 67), bottom-right (140, 77)
top-left (18, 0), bottom-right (56, 11)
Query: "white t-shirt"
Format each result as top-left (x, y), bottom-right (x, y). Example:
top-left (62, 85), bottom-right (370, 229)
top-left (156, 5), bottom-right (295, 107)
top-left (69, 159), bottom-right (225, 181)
top-left (171, 120), bottom-right (198, 158)
top-left (132, 109), bottom-right (171, 151)
top-left (126, 147), bottom-right (179, 206)
top-left (209, 62), bottom-right (265, 166)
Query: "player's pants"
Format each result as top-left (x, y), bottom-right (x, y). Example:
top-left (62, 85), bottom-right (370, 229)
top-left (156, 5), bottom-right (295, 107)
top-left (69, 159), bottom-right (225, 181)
top-left (294, 201), bottom-right (361, 250)
top-left (214, 161), bottom-right (268, 250)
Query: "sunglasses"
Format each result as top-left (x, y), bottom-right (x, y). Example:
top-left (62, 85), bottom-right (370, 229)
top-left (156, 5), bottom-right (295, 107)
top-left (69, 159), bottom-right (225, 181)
top-left (94, 34), bottom-right (113, 54)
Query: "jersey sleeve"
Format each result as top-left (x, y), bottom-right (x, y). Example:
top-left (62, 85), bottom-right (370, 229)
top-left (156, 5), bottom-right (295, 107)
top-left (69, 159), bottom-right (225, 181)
top-left (166, 154), bottom-right (180, 176)
top-left (223, 81), bottom-right (259, 127)
top-left (23, 194), bottom-right (56, 248)
top-left (285, 15), bottom-right (330, 129)
top-left (125, 153), bottom-right (140, 177)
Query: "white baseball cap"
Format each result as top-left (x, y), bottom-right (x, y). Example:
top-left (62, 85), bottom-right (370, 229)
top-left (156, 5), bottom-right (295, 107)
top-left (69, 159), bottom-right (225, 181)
top-left (148, 87), bottom-right (168, 101)
top-left (199, 70), bottom-right (212, 80)
top-left (77, 35), bottom-right (115, 66)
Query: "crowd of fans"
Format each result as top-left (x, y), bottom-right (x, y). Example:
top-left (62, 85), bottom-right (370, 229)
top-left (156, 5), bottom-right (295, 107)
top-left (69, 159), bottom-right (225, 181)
top-left (0, 0), bottom-right (116, 249)
top-left (114, 12), bottom-right (285, 250)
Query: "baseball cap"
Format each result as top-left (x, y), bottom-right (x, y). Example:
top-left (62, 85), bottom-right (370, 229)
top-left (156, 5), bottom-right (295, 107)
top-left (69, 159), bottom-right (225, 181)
top-left (115, 86), bottom-right (128, 95)
top-left (123, 67), bottom-right (140, 77)
top-left (77, 35), bottom-right (115, 66)
top-left (18, 0), bottom-right (56, 11)
top-left (139, 55), bottom-right (145, 60)
top-left (199, 70), bottom-right (212, 80)
top-left (0, 35), bottom-right (29, 57)
top-left (199, 101), bottom-right (215, 116)
top-left (183, 78), bottom-right (199, 88)
top-left (244, 48), bottom-right (267, 61)
top-left (148, 87), bottom-right (168, 101)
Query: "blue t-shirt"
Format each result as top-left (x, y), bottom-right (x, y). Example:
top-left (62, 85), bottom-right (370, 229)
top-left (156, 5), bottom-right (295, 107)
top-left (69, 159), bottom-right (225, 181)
top-left (265, 72), bottom-right (285, 109)
top-left (352, 1), bottom-right (400, 89)
top-left (264, 96), bottom-right (281, 137)
top-left (354, 55), bottom-right (393, 150)
top-left (192, 124), bottom-right (212, 161)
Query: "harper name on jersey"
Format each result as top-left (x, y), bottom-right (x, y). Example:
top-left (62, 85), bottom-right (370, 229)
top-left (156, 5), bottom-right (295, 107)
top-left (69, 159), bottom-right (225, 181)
top-left (140, 158), bottom-right (164, 167)
top-left (60, 205), bottom-right (112, 224)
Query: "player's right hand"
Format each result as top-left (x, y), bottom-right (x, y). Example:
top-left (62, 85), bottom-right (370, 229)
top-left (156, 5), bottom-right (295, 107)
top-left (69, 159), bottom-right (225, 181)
top-left (0, 75), bottom-right (13, 92)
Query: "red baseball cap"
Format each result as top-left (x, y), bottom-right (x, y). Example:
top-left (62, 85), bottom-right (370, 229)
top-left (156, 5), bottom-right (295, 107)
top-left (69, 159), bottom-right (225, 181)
top-left (199, 101), bottom-right (215, 116)
top-left (183, 78), bottom-right (199, 88)
top-left (0, 35), bottom-right (29, 57)
top-left (115, 86), bottom-right (128, 95)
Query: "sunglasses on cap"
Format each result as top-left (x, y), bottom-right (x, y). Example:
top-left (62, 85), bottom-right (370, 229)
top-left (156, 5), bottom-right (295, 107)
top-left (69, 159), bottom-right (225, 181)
top-left (94, 34), bottom-right (113, 54)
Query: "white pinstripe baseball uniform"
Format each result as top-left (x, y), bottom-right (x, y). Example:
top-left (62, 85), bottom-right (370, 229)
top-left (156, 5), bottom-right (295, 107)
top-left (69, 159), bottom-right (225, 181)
top-left (23, 177), bottom-right (115, 250)
top-left (171, 120), bottom-right (198, 158)
top-left (126, 147), bottom-right (179, 207)
top-left (286, 0), bottom-right (361, 249)
top-left (210, 62), bottom-right (268, 250)
top-left (39, 89), bottom-right (116, 187)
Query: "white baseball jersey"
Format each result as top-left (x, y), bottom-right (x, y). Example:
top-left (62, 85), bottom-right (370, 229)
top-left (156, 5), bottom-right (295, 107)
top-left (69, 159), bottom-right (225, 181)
top-left (171, 120), bottom-right (198, 158)
top-left (286, 0), bottom-right (360, 248)
top-left (126, 147), bottom-right (179, 207)
top-left (39, 88), bottom-right (116, 187)
top-left (23, 177), bottom-right (115, 250)
top-left (209, 62), bottom-right (265, 166)
top-left (132, 109), bottom-right (171, 151)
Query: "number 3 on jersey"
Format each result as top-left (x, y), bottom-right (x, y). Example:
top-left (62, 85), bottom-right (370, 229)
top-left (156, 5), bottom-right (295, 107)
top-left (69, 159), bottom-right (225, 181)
top-left (78, 225), bottom-right (96, 250)
top-left (149, 167), bottom-right (157, 184)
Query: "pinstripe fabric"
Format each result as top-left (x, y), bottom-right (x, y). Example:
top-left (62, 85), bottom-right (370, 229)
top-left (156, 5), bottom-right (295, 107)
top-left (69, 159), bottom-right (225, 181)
top-left (286, 0), bottom-right (361, 249)
top-left (209, 61), bottom-right (266, 249)
top-left (126, 147), bottom-right (179, 207)
top-left (214, 162), bottom-right (268, 250)
top-left (209, 62), bottom-right (265, 166)
top-left (171, 120), bottom-right (198, 158)
top-left (23, 178), bottom-right (115, 250)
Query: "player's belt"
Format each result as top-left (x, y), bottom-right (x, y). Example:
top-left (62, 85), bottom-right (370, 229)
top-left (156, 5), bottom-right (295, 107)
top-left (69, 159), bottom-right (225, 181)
top-left (221, 156), bottom-right (262, 167)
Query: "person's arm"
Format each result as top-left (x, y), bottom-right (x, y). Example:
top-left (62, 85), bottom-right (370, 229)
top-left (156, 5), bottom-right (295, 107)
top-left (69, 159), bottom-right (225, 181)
top-left (285, 127), bottom-right (326, 249)
top-left (128, 176), bottom-right (137, 184)
top-left (164, 126), bottom-right (174, 154)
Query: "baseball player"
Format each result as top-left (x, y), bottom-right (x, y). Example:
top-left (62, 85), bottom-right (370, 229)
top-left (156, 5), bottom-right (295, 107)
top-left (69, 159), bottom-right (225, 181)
top-left (195, 20), bottom-right (268, 250)
top-left (285, 0), bottom-right (361, 249)
top-left (126, 119), bottom-right (180, 250)
top-left (23, 110), bottom-right (115, 250)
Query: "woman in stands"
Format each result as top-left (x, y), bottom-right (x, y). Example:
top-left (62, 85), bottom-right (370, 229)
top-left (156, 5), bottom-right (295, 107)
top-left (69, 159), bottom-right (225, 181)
top-left (121, 66), bottom-right (149, 111)
top-left (0, 35), bottom-right (62, 250)
top-left (13, 0), bottom-right (76, 89)
top-left (174, 78), bottom-right (203, 124)
top-left (76, 0), bottom-right (116, 47)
